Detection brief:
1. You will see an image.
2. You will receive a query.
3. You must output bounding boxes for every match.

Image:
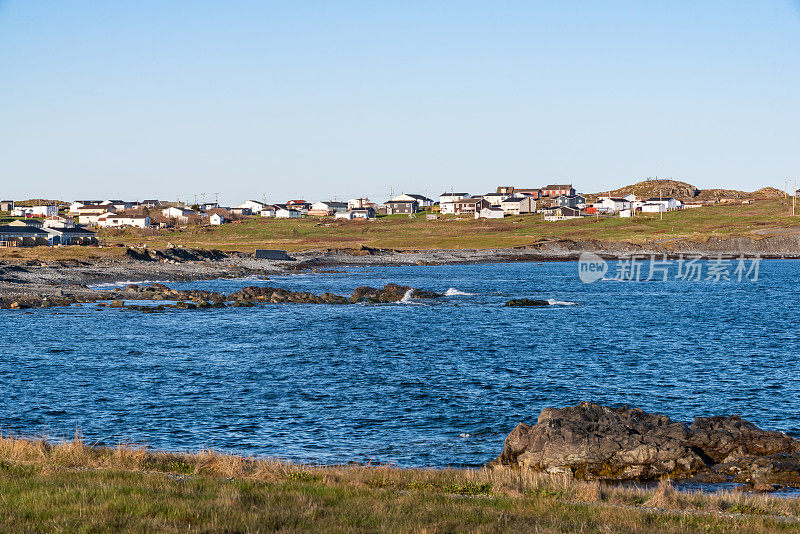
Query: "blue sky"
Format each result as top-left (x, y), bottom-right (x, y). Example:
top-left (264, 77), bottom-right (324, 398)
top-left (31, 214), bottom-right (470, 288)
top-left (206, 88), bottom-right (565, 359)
top-left (1, 1), bottom-right (798, 204)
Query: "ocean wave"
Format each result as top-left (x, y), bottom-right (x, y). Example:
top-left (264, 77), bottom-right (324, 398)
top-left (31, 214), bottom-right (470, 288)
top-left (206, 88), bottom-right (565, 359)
top-left (399, 289), bottom-right (415, 303)
top-left (88, 280), bottom-right (171, 289)
top-left (547, 299), bottom-right (578, 306)
top-left (444, 288), bottom-right (474, 296)
top-left (459, 433), bottom-right (471, 438)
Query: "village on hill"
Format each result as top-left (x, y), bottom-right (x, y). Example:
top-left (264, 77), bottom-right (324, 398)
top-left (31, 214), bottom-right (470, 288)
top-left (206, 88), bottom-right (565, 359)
top-left (0, 180), bottom-right (796, 248)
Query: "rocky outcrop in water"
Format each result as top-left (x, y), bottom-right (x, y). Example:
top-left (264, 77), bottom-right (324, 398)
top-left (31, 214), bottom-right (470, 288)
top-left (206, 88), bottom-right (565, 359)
top-left (350, 283), bottom-right (442, 303)
top-left (504, 298), bottom-right (550, 307)
top-left (493, 402), bottom-right (800, 489)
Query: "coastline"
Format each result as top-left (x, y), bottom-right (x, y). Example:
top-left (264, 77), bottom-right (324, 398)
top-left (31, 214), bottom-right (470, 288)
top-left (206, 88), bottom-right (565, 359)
top-left (2, 235), bottom-right (800, 306)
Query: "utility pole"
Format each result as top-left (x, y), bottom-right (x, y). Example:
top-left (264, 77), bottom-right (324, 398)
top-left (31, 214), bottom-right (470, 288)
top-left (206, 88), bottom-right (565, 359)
top-left (214, 192), bottom-right (219, 205)
top-left (793, 180), bottom-right (796, 216)
top-left (785, 177), bottom-right (788, 199)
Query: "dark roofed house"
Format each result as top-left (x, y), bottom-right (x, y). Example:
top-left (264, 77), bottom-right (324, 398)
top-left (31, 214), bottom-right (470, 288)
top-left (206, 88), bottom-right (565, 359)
top-left (43, 226), bottom-right (98, 246)
top-left (0, 224), bottom-right (50, 247)
top-left (384, 200), bottom-right (419, 215)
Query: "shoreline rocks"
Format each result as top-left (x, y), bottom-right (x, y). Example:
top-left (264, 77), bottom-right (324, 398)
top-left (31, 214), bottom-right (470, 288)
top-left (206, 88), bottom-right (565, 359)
top-left (492, 402), bottom-right (800, 489)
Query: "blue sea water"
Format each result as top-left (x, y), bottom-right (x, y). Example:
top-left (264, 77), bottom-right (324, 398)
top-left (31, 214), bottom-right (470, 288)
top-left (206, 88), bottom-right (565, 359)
top-left (1, 260), bottom-right (799, 468)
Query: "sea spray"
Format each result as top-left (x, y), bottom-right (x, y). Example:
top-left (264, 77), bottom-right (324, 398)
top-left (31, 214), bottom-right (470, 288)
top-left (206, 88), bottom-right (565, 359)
top-left (444, 288), bottom-right (474, 296)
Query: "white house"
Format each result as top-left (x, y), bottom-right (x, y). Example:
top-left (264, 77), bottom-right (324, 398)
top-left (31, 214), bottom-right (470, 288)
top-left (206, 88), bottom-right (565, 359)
top-left (391, 194), bottom-right (435, 208)
top-left (11, 205), bottom-right (59, 218)
top-left (439, 192), bottom-right (470, 205)
top-left (622, 193), bottom-right (637, 202)
top-left (348, 198), bottom-right (375, 210)
top-left (259, 205), bottom-right (277, 217)
top-left (475, 207), bottom-right (505, 219)
top-left (309, 201), bottom-right (348, 216)
top-left (593, 197), bottom-right (631, 214)
top-left (162, 207), bottom-right (195, 222)
top-left (641, 203), bottom-right (666, 213)
top-left (645, 198), bottom-right (682, 211)
top-left (482, 192), bottom-right (511, 205)
top-left (209, 213), bottom-right (228, 225)
top-left (619, 209), bottom-right (633, 218)
top-left (500, 196), bottom-right (536, 215)
top-left (276, 208), bottom-right (302, 218)
top-left (238, 200), bottom-right (268, 214)
top-left (96, 214), bottom-right (150, 228)
top-left (335, 211), bottom-right (355, 220)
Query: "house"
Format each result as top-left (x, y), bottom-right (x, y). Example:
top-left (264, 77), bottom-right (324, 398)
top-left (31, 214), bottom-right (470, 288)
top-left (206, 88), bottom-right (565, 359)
top-left (276, 207), bottom-right (302, 218)
top-left (141, 199), bottom-right (161, 208)
top-left (541, 184), bottom-right (576, 197)
top-left (450, 198), bottom-right (490, 216)
top-left (496, 186), bottom-right (516, 196)
top-left (96, 214), bottom-right (150, 228)
top-left (162, 207), bottom-right (195, 222)
top-left (43, 226), bottom-right (97, 246)
top-left (384, 200), bottom-right (419, 215)
top-left (593, 197), bottom-right (631, 214)
top-left (515, 188), bottom-right (542, 199)
top-left (309, 201), bottom-right (348, 216)
top-left (619, 209), bottom-right (632, 218)
top-left (542, 206), bottom-right (583, 221)
top-left (0, 201), bottom-right (13, 212)
top-left (8, 219), bottom-right (42, 229)
top-left (645, 198), bottom-right (682, 211)
top-left (11, 205), bottom-right (59, 218)
top-left (683, 203), bottom-right (703, 209)
top-left (335, 211), bottom-right (354, 220)
top-left (622, 193), bottom-right (637, 202)
top-left (201, 202), bottom-right (219, 211)
top-left (439, 192), bottom-right (470, 205)
top-left (209, 213), bottom-right (228, 225)
top-left (0, 224), bottom-right (50, 246)
top-left (75, 204), bottom-right (117, 224)
top-left (259, 205), bottom-right (277, 218)
top-left (229, 207), bottom-right (251, 216)
top-left (391, 194), bottom-right (435, 209)
top-left (483, 192), bottom-right (511, 204)
top-left (347, 198), bottom-right (377, 210)
top-left (104, 200), bottom-right (133, 211)
top-left (43, 216), bottom-right (75, 229)
top-left (351, 207), bottom-right (376, 219)
top-left (286, 200), bottom-right (310, 213)
top-left (475, 207), bottom-right (505, 219)
top-left (553, 194), bottom-right (586, 209)
top-left (500, 196), bottom-right (536, 215)
top-left (641, 202), bottom-right (666, 213)
top-left (69, 201), bottom-right (104, 214)
top-left (238, 200), bottom-right (268, 214)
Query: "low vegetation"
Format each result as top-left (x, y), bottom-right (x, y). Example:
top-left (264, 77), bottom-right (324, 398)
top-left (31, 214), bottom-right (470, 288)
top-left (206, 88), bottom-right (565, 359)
top-left (1, 434), bottom-right (799, 532)
top-left (91, 198), bottom-right (800, 253)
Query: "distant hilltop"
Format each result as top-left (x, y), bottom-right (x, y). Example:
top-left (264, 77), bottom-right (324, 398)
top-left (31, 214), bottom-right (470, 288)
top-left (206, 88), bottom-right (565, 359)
top-left (589, 179), bottom-right (785, 201)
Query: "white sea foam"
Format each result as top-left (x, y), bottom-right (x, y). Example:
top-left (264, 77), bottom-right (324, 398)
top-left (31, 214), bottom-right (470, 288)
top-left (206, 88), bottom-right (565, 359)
top-left (399, 289), bottom-right (414, 303)
top-left (459, 433), bottom-right (471, 438)
top-left (88, 280), bottom-right (171, 289)
top-left (444, 288), bottom-right (474, 296)
top-left (547, 299), bottom-right (578, 306)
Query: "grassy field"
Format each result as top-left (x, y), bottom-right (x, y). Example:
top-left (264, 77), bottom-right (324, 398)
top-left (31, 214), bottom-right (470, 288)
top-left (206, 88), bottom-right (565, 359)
top-left (96, 199), bottom-right (800, 253)
top-left (1, 435), bottom-right (798, 533)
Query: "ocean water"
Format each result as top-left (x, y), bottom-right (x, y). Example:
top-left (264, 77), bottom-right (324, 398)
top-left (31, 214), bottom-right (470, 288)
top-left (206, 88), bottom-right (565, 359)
top-left (1, 260), bottom-right (799, 468)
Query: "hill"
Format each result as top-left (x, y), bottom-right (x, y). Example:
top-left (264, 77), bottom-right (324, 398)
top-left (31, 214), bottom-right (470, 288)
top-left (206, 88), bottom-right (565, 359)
top-left (590, 180), bottom-right (785, 201)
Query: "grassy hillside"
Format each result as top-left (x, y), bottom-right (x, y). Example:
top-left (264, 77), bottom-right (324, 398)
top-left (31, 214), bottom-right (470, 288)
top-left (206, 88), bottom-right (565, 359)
top-left (0, 435), bottom-right (798, 533)
top-left (88, 199), bottom-right (800, 253)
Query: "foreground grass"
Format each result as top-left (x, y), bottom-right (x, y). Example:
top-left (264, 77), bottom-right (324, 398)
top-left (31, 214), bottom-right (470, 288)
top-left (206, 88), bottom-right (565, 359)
top-left (1, 436), bottom-right (799, 532)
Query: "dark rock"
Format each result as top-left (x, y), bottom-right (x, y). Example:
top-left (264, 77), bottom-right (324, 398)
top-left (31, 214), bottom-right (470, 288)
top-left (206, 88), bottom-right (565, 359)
top-left (504, 298), bottom-right (550, 307)
top-left (109, 300), bottom-right (125, 308)
top-left (492, 402), bottom-right (800, 487)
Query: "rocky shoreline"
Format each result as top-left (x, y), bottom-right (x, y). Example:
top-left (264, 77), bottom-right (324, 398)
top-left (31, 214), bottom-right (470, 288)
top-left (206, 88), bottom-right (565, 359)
top-left (493, 402), bottom-right (800, 492)
top-left (2, 234), bottom-right (800, 308)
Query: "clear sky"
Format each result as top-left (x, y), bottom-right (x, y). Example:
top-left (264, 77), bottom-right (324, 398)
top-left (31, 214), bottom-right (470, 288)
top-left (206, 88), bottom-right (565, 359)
top-left (1, 1), bottom-right (798, 205)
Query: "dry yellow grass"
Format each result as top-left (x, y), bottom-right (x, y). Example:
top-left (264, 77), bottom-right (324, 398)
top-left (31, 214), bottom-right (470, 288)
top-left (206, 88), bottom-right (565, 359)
top-left (1, 434), bottom-right (799, 532)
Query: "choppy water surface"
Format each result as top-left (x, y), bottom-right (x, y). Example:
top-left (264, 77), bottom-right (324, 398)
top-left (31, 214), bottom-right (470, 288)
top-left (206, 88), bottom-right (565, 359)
top-left (1, 261), bottom-right (799, 467)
